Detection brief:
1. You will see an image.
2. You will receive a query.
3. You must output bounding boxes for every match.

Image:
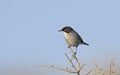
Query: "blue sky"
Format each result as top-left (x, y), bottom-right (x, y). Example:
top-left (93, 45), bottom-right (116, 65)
top-left (0, 0), bottom-right (120, 75)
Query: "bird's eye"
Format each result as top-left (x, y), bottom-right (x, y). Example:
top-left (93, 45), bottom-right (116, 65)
top-left (64, 28), bottom-right (71, 33)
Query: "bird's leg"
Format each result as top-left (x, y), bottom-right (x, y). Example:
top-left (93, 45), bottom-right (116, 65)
top-left (75, 47), bottom-right (77, 55)
top-left (69, 47), bottom-right (74, 53)
top-left (69, 47), bottom-right (76, 59)
top-left (69, 47), bottom-right (74, 60)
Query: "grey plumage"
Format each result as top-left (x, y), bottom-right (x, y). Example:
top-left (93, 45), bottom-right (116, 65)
top-left (59, 26), bottom-right (89, 48)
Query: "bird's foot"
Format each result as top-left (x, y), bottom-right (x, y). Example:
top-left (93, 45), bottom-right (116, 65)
top-left (72, 51), bottom-right (77, 58)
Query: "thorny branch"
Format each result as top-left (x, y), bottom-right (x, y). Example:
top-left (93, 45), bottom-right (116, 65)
top-left (38, 65), bottom-right (76, 73)
top-left (38, 48), bottom-right (86, 75)
top-left (38, 49), bottom-right (118, 75)
top-left (65, 53), bottom-right (77, 71)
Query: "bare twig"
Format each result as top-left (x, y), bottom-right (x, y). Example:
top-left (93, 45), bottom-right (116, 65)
top-left (85, 69), bottom-right (92, 75)
top-left (94, 62), bottom-right (99, 70)
top-left (79, 64), bottom-right (86, 72)
top-left (37, 65), bottom-right (76, 73)
top-left (39, 47), bottom-right (87, 75)
top-left (93, 63), bottom-right (105, 75)
top-left (65, 53), bottom-right (77, 71)
top-left (108, 58), bottom-right (115, 75)
top-left (67, 48), bottom-right (86, 75)
top-left (69, 48), bottom-right (80, 67)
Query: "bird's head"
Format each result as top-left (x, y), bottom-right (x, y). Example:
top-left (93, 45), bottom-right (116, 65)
top-left (59, 26), bottom-right (73, 33)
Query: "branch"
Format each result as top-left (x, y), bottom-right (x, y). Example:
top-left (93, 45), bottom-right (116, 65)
top-left (69, 48), bottom-right (85, 72)
top-left (39, 47), bottom-right (86, 75)
top-left (37, 65), bottom-right (77, 73)
top-left (85, 69), bottom-right (92, 75)
top-left (65, 53), bottom-right (77, 71)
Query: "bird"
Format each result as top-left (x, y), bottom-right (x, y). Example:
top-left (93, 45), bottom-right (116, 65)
top-left (59, 26), bottom-right (89, 54)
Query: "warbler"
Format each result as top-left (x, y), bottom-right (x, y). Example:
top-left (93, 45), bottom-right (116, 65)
top-left (59, 26), bottom-right (89, 53)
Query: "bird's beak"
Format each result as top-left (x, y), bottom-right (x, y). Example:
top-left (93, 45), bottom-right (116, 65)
top-left (58, 30), bottom-right (62, 32)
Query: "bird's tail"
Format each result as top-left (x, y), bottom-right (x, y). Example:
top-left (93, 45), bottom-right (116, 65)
top-left (82, 41), bottom-right (89, 46)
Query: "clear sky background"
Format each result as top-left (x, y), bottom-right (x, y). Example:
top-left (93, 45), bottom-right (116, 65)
top-left (0, 0), bottom-right (120, 75)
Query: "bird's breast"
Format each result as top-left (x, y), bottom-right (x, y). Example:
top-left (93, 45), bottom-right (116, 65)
top-left (62, 32), bottom-right (79, 47)
top-left (63, 32), bottom-right (70, 40)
